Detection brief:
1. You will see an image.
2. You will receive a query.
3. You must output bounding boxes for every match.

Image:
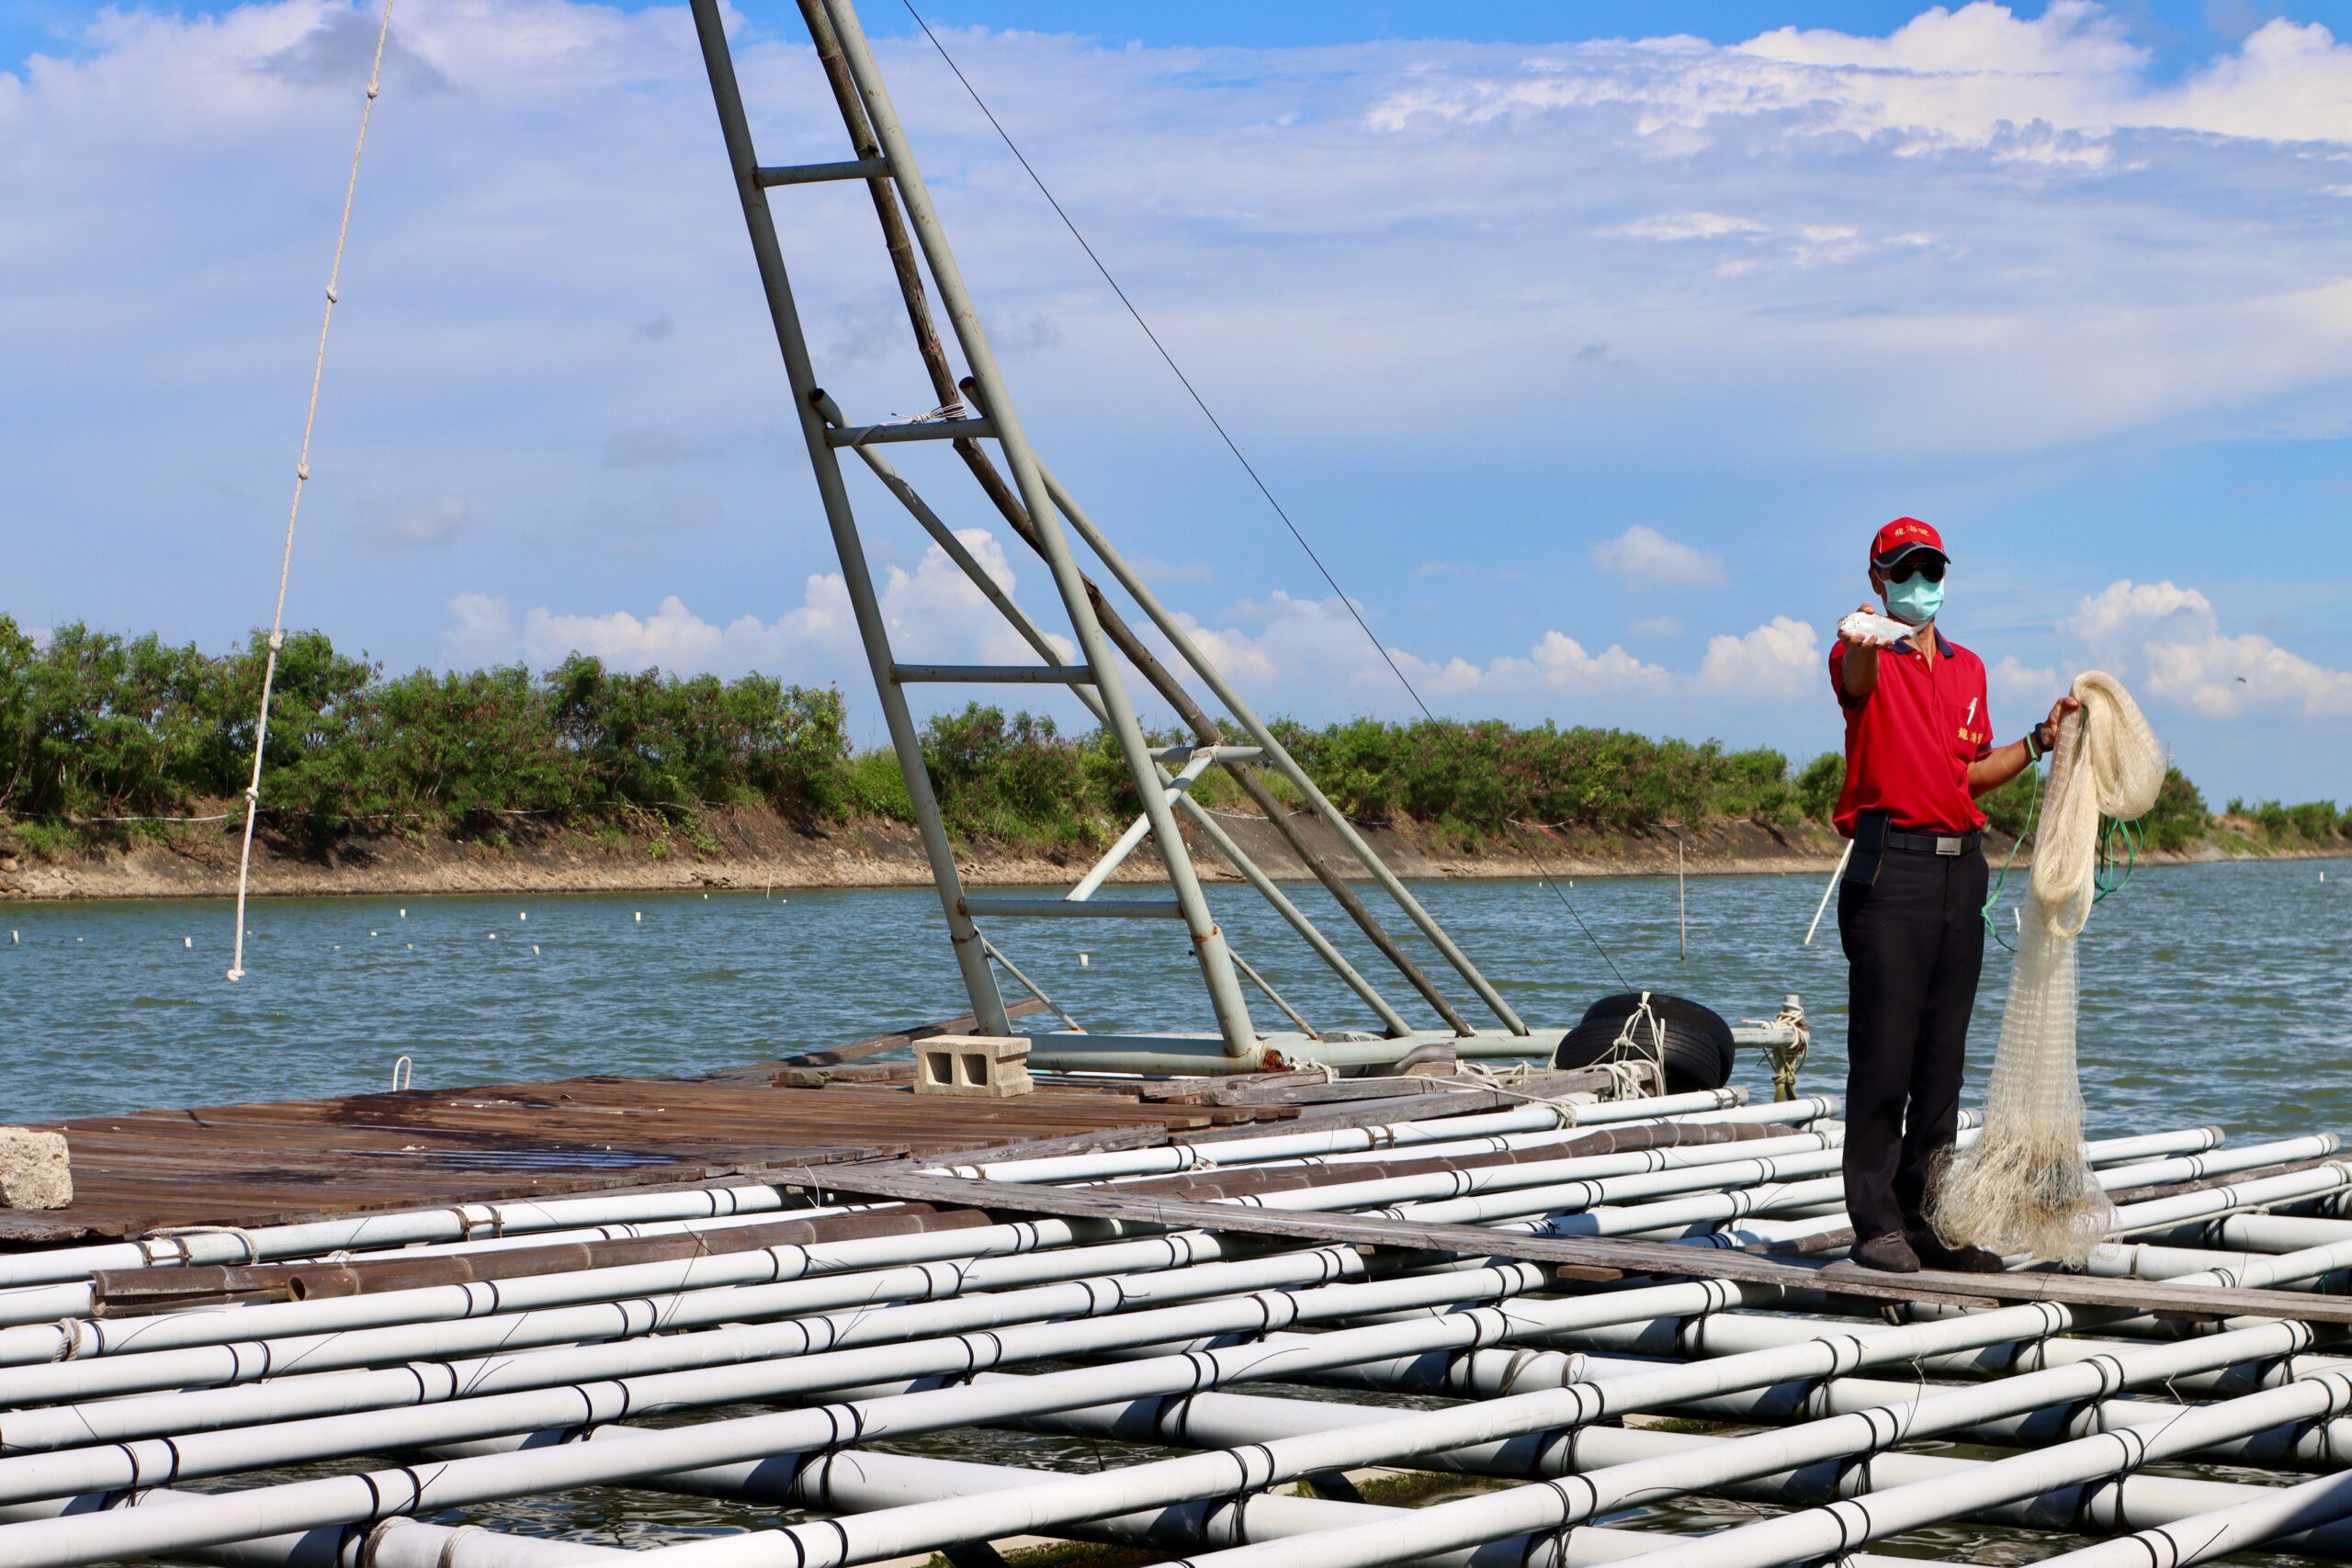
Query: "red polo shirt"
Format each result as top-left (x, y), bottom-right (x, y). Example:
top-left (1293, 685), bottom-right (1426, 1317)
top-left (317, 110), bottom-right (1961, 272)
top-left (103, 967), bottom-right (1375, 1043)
top-left (1828, 628), bottom-right (1992, 836)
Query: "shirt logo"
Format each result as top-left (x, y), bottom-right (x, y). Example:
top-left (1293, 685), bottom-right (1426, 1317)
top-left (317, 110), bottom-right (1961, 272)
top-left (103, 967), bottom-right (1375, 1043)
top-left (1963, 697), bottom-right (1978, 728)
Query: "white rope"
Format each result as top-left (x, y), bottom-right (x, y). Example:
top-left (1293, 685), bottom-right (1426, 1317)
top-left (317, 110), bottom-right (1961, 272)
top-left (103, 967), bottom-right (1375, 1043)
top-left (142, 1224), bottom-right (264, 1266)
top-left (1391, 1060), bottom-right (1594, 1126)
top-left (224, 0), bottom-right (396, 983)
top-left (1599, 990), bottom-right (1668, 1100)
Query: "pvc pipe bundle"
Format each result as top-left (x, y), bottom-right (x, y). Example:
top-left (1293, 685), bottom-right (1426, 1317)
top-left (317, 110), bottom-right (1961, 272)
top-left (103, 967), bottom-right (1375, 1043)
top-left (4, 1085), bottom-right (2352, 1568)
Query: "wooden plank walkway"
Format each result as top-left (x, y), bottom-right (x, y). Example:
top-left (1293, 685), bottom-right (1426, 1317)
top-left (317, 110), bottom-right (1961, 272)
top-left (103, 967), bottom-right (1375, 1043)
top-left (811, 1165), bottom-right (2352, 1327)
top-left (2, 1027), bottom-right (1293, 1246)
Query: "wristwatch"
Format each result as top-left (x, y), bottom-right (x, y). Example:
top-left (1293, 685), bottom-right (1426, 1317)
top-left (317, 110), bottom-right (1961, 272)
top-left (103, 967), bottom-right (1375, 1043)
top-left (2027, 720), bottom-right (2055, 759)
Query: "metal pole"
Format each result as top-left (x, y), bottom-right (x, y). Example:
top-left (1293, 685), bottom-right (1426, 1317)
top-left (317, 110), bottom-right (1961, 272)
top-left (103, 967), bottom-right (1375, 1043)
top-left (981, 938), bottom-right (1083, 1033)
top-left (687, 0), bottom-right (1011, 1035)
top-left (815, 0), bottom-right (1256, 1056)
top-left (1033, 458), bottom-right (1529, 1036)
top-left (819, 408), bottom-right (1413, 1035)
top-left (1226, 946), bottom-right (1319, 1038)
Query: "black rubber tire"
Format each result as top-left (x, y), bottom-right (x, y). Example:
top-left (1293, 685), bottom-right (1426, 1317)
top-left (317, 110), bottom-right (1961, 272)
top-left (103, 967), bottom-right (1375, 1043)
top-left (1550, 991), bottom-right (1735, 1093)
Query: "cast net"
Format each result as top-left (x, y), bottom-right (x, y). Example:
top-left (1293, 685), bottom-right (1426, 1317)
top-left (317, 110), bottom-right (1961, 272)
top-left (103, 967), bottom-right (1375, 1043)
top-left (1928, 671), bottom-right (2164, 1266)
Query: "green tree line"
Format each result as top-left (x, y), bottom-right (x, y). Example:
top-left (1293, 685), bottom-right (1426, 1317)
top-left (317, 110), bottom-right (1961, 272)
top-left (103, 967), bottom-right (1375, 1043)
top-left (3, 616), bottom-right (2343, 860)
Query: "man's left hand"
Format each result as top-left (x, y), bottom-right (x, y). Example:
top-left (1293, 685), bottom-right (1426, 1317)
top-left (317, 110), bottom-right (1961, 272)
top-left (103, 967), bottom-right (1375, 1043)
top-left (2038, 693), bottom-right (2083, 750)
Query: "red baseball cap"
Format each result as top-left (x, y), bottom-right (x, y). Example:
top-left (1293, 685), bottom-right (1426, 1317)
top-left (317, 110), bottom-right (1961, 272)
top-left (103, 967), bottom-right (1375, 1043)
top-left (1870, 516), bottom-right (1947, 570)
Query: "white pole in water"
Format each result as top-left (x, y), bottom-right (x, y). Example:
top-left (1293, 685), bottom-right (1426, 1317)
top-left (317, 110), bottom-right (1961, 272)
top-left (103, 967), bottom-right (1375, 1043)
top-left (1676, 830), bottom-right (1687, 962)
top-left (1804, 841), bottom-right (1851, 946)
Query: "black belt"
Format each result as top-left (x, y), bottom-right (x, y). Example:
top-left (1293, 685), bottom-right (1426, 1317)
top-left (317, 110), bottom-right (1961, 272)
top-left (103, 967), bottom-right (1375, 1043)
top-left (1884, 829), bottom-right (1981, 857)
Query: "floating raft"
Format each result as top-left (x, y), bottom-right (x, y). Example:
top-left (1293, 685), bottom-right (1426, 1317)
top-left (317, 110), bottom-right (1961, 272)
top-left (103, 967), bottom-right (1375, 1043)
top-left (5, 1060), bottom-right (2352, 1568)
top-left (0, 1005), bottom-right (1319, 1244)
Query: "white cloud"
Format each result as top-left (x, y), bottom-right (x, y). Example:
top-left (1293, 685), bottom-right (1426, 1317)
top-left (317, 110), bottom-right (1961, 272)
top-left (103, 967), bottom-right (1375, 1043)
top-left (1593, 525), bottom-right (1726, 586)
top-left (440, 590), bottom-right (517, 667)
top-left (441, 528), bottom-right (1073, 680)
top-left (1601, 212), bottom-right (1766, 242)
top-left (364, 494), bottom-right (468, 547)
top-left (1988, 653), bottom-right (2060, 712)
top-left (1169, 588), bottom-right (1670, 703)
top-left (2067, 579), bottom-right (2352, 718)
top-left (1699, 615), bottom-right (1823, 699)
top-left (1519, 631), bottom-right (1674, 692)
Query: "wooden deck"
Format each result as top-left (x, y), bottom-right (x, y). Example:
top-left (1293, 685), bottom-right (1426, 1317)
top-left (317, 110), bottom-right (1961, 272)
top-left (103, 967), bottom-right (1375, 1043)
top-left (2, 1007), bottom-right (1298, 1245)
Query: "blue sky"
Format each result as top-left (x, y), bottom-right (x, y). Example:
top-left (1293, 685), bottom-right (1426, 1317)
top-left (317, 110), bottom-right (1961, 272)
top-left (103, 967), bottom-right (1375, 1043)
top-left (6, 0), bottom-right (2350, 802)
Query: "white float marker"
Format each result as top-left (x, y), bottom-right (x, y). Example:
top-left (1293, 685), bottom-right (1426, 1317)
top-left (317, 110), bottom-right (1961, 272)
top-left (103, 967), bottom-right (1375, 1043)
top-left (183, 937), bottom-right (191, 948)
top-left (1079, 953), bottom-right (1091, 968)
top-left (519, 911), bottom-right (526, 921)
top-left (635, 911), bottom-right (642, 922)
top-left (532, 944), bottom-right (540, 954)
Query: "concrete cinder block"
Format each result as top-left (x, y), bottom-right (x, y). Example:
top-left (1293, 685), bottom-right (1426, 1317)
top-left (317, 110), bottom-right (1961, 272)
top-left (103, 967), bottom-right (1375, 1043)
top-left (913, 1034), bottom-right (1034, 1100)
top-left (0, 1127), bottom-right (72, 1210)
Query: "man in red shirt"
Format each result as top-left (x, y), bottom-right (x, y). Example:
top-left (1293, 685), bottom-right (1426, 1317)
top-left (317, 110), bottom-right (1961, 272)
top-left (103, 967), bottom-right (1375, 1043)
top-left (1830, 517), bottom-right (2078, 1273)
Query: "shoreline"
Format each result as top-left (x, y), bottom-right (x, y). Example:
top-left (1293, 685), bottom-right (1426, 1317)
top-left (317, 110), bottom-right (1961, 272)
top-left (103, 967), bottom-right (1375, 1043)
top-left (4, 807), bottom-right (2335, 902)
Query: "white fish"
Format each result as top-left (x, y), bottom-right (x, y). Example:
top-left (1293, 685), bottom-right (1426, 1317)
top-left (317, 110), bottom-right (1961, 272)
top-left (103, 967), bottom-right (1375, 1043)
top-left (1838, 610), bottom-right (1910, 645)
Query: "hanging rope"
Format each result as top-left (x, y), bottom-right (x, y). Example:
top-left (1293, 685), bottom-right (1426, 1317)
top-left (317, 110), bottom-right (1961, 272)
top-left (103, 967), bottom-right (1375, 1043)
top-left (225, 0), bottom-right (395, 983)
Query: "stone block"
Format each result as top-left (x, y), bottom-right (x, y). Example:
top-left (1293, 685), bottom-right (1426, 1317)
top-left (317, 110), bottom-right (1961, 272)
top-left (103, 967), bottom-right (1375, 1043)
top-left (0, 1128), bottom-right (72, 1210)
top-left (913, 1034), bottom-right (1034, 1099)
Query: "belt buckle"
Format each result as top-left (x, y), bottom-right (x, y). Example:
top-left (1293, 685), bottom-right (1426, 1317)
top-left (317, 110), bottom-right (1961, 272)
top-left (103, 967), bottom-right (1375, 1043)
top-left (1934, 835), bottom-right (1962, 856)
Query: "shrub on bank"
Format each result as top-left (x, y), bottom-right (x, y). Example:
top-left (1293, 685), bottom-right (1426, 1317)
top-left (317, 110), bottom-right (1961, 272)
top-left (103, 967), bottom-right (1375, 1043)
top-left (6, 615), bottom-right (2327, 863)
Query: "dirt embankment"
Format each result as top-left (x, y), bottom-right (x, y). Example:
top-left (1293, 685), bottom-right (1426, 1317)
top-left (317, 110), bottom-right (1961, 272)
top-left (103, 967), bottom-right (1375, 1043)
top-left (3, 808), bottom-right (2323, 902)
top-left (2, 807), bottom-right (1862, 902)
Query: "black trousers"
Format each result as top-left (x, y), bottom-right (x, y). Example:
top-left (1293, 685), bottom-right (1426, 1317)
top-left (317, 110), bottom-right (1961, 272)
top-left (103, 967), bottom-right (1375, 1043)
top-left (1838, 844), bottom-right (1987, 1243)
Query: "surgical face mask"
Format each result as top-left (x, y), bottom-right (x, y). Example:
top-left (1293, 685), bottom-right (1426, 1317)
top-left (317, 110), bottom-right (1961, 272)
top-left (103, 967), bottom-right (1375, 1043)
top-left (1884, 570), bottom-right (1945, 627)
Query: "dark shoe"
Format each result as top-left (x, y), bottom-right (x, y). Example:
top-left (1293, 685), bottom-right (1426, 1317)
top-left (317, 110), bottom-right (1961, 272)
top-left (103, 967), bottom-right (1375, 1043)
top-left (1849, 1233), bottom-right (1920, 1273)
top-left (1912, 1234), bottom-right (2006, 1274)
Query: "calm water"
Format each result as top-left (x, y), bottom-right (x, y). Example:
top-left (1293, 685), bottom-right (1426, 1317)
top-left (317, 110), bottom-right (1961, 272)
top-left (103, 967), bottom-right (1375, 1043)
top-left (3, 857), bottom-right (2346, 1134)
top-left (4, 860), bottom-right (2350, 1557)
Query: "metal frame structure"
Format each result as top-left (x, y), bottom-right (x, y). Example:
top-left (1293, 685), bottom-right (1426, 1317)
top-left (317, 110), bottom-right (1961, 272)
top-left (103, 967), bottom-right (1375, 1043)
top-left (688, 0), bottom-right (1537, 1070)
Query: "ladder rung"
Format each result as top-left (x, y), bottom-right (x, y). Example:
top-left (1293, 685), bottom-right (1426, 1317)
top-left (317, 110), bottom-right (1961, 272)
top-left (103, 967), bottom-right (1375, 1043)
top-left (962, 897), bottom-right (1184, 920)
top-left (893, 664), bottom-right (1097, 685)
top-left (757, 157), bottom-right (890, 187)
top-left (1150, 744), bottom-right (1264, 764)
top-left (826, 417), bottom-right (994, 448)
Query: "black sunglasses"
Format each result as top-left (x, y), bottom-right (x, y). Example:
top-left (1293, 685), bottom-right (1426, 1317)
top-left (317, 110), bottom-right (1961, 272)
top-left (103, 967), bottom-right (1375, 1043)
top-left (1883, 556), bottom-right (1947, 584)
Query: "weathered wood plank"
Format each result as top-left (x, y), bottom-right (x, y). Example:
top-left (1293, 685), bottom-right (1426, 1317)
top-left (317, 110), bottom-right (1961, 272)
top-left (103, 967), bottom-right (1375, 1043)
top-left (801, 1165), bottom-right (2352, 1325)
top-left (744, 998), bottom-right (1051, 1073)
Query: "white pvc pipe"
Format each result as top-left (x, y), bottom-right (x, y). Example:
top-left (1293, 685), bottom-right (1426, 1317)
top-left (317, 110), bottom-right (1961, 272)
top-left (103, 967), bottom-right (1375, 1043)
top-left (1614, 1368), bottom-right (2352, 1568)
top-left (0, 1226), bottom-right (1340, 1455)
top-left (1111, 1321), bottom-right (2327, 1568)
top-left (2029, 1468), bottom-right (2352, 1568)
top-left (0, 1275), bottom-right (1778, 1567)
top-left (0, 1181), bottom-right (797, 1288)
top-left (622, 1297), bottom-right (2149, 1568)
top-left (945, 1090), bottom-right (1749, 1183)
